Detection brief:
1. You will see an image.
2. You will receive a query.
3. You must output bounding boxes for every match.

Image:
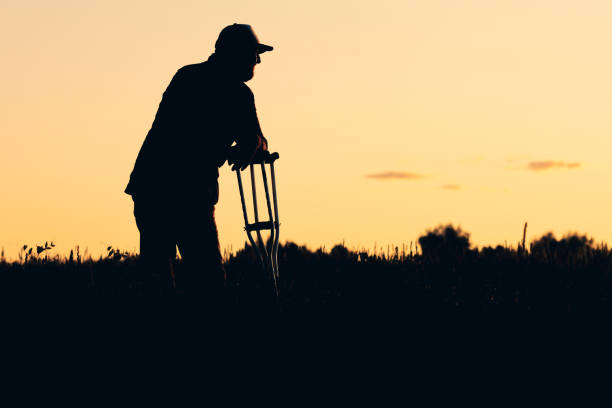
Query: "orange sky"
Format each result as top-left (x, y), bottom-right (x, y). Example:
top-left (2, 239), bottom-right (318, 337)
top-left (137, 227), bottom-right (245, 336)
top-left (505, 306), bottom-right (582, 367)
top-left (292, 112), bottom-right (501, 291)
top-left (2, 1), bottom-right (611, 259)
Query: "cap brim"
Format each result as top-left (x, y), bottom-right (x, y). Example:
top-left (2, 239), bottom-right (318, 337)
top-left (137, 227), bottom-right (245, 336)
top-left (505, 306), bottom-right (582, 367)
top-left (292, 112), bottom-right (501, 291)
top-left (257, 44), bottom-right (273, 53)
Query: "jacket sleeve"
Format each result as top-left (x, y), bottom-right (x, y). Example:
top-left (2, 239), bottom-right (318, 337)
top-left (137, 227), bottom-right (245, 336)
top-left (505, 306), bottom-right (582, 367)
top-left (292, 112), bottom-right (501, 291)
top-left (231, 85), bottom-right (267, 165)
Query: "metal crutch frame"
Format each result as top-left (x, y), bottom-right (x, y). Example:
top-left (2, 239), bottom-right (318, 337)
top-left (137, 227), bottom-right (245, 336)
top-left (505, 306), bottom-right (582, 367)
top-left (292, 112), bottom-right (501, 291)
top-left (235, 151), bottom-right (280, 296)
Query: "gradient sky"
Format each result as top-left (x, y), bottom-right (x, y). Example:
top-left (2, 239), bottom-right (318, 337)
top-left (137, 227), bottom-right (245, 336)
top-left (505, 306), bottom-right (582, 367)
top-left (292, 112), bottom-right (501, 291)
top-left (2, 0), bottom-right (611, 259)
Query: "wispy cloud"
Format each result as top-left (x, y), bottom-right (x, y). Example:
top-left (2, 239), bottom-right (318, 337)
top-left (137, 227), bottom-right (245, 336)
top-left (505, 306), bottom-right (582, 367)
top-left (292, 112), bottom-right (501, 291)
top-left (366, 171), bottom-right (425, 180)
top-left (441, 184), bottom-right (461, 190)
top-left (527, 161), bottom-right (581, 171)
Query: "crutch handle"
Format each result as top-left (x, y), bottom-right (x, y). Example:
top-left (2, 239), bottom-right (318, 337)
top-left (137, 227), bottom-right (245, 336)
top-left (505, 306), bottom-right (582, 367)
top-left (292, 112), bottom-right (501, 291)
top-left (265, 152), bottom-right (280, 163)
top-left (251, 151), bottom-right (279, 164)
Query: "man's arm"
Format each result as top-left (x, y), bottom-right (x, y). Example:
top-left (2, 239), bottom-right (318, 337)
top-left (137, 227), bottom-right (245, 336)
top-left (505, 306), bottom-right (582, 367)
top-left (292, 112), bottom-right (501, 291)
top-left (228, 86), bottom-right (268, 170)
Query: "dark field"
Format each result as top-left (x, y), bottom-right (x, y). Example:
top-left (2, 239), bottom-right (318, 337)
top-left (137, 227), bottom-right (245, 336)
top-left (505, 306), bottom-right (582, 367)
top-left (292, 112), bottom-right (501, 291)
top-left (2, 225), bottom-right (611, 316)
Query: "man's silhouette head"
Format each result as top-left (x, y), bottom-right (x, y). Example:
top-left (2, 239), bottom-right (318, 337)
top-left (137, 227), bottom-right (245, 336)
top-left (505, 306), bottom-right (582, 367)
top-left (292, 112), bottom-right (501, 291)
top-left (214, 24), bottom-right (273, 82)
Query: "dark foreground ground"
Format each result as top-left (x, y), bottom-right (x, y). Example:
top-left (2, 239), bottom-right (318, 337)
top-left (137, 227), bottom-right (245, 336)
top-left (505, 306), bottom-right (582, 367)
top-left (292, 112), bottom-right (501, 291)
top-left (3, 229), bottom-right (612, 379)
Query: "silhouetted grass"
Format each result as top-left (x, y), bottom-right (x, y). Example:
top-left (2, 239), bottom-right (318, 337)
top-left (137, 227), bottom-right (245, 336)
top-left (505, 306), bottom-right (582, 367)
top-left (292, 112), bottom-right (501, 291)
top-left (2, 225), bottom-right (611, 315)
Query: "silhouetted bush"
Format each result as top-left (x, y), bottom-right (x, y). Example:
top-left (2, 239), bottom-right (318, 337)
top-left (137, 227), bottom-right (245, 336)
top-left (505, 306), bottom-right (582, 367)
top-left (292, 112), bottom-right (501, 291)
top-left (531, 232), bottom-right (595, 261)
top-left (418, 224), bottom-right (472, 262)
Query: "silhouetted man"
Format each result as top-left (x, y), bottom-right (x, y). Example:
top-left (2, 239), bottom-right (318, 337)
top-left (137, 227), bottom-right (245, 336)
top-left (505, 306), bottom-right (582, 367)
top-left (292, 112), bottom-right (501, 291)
top-left (124, 24), bottom-right (272, 299)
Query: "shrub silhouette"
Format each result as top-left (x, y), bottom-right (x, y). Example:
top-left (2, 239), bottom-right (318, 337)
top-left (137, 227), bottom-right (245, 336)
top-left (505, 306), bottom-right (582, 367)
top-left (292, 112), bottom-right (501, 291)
top-left (330, 244), bottom-right (357, 262)
top-left (531, 232), bottom-right (594, 260)
top-left (418, 224), bottom-right (471, 261)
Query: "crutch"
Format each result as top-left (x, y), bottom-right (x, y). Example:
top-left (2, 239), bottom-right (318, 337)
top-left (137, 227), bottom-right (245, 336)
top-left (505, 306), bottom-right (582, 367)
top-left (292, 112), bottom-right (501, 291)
top-left (235, 151), bottom-right (280, 296)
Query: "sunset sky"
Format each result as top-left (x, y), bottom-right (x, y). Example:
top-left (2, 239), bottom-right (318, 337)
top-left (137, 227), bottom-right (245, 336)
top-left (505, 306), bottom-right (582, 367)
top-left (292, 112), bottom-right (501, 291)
top-left (2, 0), bottom-right (611, 259)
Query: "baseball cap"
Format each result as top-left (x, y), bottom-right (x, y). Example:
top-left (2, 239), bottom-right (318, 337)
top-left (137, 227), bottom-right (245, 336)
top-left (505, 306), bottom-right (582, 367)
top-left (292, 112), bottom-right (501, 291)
top-left (215, 24), bottom-right (273, 54)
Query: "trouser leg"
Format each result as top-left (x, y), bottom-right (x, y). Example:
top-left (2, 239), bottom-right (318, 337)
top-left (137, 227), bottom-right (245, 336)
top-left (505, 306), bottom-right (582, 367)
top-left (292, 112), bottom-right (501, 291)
top-left (176, 206), bottom-right (225, 303)
top-left (133, 196), bottom-right (177, 296)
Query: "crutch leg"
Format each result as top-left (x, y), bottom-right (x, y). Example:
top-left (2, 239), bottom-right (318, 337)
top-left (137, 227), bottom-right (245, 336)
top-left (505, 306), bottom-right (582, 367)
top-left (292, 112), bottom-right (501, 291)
top-left (270, 161), bottom-right (280, 279)
top-left (260, 162), bottom-right (278, 293)
top-left (236, 169), bottom-right (264, 267)
top-left (249, 164), bottom-right (269, 267)
top-left (234, 152), bottom-right (281, 297)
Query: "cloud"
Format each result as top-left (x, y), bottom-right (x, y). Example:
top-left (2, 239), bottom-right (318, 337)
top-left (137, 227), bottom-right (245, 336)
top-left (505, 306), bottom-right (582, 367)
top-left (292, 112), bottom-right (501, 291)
top-left (441, 184), bottom-right (461, 190)
top-left (527, 161), bottom-right (581, 171)
top-left (366, 171), bottom-right (425, 180)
